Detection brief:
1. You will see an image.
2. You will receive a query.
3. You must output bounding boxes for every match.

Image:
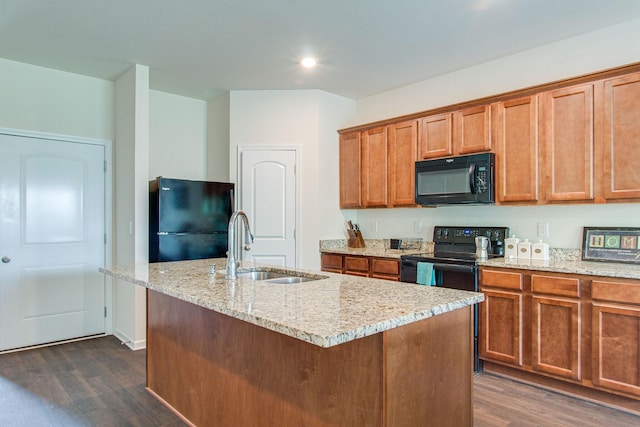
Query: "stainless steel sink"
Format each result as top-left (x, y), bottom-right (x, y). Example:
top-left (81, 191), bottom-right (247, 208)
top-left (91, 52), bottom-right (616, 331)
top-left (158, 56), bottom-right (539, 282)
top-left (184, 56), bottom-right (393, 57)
top-left (235, 270), bottom-right (290, 280)
top-left (235, 268), bottom-right (328, 283)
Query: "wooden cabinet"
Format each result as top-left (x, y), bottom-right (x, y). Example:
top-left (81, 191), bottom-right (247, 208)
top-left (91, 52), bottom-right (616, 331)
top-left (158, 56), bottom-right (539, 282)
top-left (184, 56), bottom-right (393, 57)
top-left (339, 65), bottom-right (640, 209)
top-left (361, 127), bottom-right (388, 207)
top-left (455, 105), bottom-right (492, 155)
top-left (339, 120), bottom-right (418, 209)
top-left (339, 132), bottom-right (361, 208)
top-left (479, 269), bottom-right (524, 367)
top-left (602, 72), bottom-right (640, 200)
top-left (494, 96), bottom-right (539, 203)
top-left (387, 120), bottom-right (418, 207)
top-left (320, 253), bottom-right (343, 274)
top-left (591, 278), bottom-right (640, 397)
top-left (530, 274), bottom-right (581, 381)
top-left (321, 253), bottom-right (400, 281)
top-left (418, 113), bottom-right (453, 159)
top-left (481, 266), bottom-right (640, 403)
top-left (540, 83), bottom-right (594, 202)
top-left (418, 106), bottom-right (491, 160)
top-left (371, 257), bottom-right (400, 281)
top-left (344, 256), bottom-right (370, 277)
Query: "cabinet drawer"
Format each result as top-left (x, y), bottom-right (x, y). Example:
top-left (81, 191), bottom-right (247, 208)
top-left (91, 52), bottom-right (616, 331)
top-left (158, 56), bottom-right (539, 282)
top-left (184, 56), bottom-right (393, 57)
top-left (371, 258), bottom-right (399, 276)
top-left (345, 256), bottom-right (370, 275)
top-left (531, 274), bottom-right (580, 298)
top-left (592, 279), bottom-right (640, 305)
top-left (481, 269), bottom-right (523, 290)
top-left (321, 253), bottom-right (343, 271)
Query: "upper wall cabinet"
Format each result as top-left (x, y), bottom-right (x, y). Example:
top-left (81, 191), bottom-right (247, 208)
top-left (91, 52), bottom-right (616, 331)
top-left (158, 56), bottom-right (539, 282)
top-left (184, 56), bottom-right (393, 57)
top-left (540, 84), bottom-right (595, 203)
top-left (602, 72), bottom-right (640, 200)
top-left (339, 131), bottom-right (362, 208)
top-left (388, 120), bottom-right (418, 207)
top-left (418, 113), bottom-right (453, 159)
top-left (418, 106), bottom-right (491, 160)
top-left (455, 105), bottom-right (492, 155)
top-left (338, 63), bottom-right (640, 209)
top-left (494, 96), bottom-right (539, 204)
top-left (361, 126), bottom-right (388, 207)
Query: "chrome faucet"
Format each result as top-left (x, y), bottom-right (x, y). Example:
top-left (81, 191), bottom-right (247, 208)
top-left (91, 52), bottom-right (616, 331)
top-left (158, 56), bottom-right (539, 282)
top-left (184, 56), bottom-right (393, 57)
top-left (225, 210), bottom-right (254, 279)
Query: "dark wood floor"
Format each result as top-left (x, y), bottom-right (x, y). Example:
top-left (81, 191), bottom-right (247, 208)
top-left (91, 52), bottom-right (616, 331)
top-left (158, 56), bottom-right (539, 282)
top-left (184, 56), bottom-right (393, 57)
top-left (1, 336), bottom-right (639, 426)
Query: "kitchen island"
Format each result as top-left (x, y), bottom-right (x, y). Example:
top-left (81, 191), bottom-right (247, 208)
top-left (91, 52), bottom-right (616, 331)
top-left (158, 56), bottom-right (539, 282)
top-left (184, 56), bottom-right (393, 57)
top-left (102, 258), bottom-right (483, 427)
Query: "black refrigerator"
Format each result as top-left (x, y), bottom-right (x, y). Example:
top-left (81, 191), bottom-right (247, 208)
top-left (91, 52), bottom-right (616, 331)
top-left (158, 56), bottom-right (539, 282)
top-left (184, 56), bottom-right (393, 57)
top-left (149, 177), bottom-right (234, 262)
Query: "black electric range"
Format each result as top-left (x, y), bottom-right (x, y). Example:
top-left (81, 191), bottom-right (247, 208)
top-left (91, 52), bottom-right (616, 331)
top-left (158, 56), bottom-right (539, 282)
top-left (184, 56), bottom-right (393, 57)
top-left (400, 225), bottom-right (509, 372)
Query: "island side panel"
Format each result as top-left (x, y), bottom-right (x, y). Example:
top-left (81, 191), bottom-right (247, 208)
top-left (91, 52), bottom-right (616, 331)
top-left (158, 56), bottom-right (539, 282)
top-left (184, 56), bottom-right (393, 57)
top-left (146, 289), bottom-right (384, 427)
top-left (383, 306), bottom-right (474, 427)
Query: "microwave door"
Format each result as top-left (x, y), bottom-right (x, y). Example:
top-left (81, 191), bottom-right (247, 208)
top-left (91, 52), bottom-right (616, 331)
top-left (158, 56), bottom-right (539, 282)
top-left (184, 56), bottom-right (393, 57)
top-left (469, 162), bottom-right (476, 195)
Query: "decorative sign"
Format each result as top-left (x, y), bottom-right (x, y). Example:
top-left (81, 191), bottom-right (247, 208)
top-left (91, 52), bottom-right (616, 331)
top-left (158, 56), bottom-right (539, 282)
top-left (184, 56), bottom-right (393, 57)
top-left (582, 227), bottom-right (640, 264)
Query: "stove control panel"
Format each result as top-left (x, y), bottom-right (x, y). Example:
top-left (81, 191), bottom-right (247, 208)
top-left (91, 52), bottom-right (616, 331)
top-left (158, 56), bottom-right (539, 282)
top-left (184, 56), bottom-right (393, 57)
top-left (433, 226), bottom-right (509, 246)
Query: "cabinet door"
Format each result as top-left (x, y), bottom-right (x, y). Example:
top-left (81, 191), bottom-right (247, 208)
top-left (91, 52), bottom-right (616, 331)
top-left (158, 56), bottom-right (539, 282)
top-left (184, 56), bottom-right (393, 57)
top-left (321, 253), bottom-right (343, 273)
top-left (479, 289), bottom-right (523, 366)
top-left (592, 279), bottom-right (640, 397)
top-left (339, 132), bottom-right (362, 208)
top-left (540, 84), bottom-right (594, 202)
top-left (602, 72), bottom-right (640, 200)
top-left (532, 296), bottom-right (581, 380)
top-left (592, 303), bottom-right (640, 397)
top-left (494, 96), bottom-right (539, 203)
top-left (344, 256), bottom-right (370, 277)
top-left (371, 258), bottom-right (400, 281)
top-left (418, 113), bottom-right (453, 159)
top-left (388, 120), bottom-right (418, 207)
top-left (361, 127), bottom-right (388, 207)
top-left (455, 105), bottom-right (491, 155)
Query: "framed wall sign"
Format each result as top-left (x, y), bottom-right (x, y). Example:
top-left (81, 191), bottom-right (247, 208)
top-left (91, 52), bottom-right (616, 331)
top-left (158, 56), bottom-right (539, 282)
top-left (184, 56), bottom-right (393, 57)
top-left (582, 227), bottom-right (640, 264)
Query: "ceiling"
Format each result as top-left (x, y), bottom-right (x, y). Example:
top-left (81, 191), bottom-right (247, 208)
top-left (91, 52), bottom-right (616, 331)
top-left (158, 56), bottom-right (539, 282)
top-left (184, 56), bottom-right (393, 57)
top-left (2, 0), bottom-right (640, 100)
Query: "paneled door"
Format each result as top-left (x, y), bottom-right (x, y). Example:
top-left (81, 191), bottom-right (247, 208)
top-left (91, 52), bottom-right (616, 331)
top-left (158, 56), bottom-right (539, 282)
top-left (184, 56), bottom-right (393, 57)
top-left (0, 132), bottom-right (105, 351)
top-left (239, 148), bottom-right (297, 267)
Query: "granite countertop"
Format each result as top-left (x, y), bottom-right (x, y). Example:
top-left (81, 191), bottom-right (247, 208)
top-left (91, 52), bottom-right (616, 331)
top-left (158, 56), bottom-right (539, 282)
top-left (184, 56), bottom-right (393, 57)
top-left (101, 258), bottom-right (483, 348)
top-left (479, 256), bottom-right (640, 280)
top-left (320, 239), bottom-right (433, 259)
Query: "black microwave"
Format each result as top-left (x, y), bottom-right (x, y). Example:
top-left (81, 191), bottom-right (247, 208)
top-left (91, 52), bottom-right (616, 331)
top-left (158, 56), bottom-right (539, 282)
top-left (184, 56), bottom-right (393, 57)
top-left (415, 153), bottom-right (495, 206)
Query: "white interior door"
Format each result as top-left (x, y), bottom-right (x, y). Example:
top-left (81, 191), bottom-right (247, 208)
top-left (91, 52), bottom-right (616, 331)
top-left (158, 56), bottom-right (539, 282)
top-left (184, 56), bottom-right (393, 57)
top-left (0, 133), bottom-right (105, 351)
top-left (240, 148), bottom-right (297, 267)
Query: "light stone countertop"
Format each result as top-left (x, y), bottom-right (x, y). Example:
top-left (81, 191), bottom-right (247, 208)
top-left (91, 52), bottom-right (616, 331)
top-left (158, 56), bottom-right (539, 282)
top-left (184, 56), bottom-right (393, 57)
top-left (479, 256), bottom-right (640, 280)
top-left (101, 258), bottom-right (483, 348)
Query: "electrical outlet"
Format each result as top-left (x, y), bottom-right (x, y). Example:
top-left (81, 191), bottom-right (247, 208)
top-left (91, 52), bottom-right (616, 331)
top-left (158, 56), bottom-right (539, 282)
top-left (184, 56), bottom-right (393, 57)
top-left (537, 222), bottom-right (549, 238)
top-left (370, 221), bottom-right (378, 233)
top-left (414, 220), bottom-right (423, 233)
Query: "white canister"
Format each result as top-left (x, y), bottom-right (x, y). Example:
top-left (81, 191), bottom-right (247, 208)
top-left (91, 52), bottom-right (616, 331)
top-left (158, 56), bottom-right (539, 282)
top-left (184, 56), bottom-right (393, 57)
top-left (531, 240), bottom-right (550, 260)
top-left (504, 235), bottom-right (520, 259)
top-left (517, 239), bottom-right (531, 259)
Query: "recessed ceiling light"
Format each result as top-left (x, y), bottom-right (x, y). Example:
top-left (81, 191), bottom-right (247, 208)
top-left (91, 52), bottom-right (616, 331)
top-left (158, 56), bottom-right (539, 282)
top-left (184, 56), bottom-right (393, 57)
top-left (300, 57), bottom-right (317, 68)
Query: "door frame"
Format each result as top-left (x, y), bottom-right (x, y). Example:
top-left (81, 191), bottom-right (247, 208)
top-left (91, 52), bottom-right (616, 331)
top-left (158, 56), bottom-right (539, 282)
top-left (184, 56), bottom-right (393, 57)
top-left (0, 127), bottom-right (113, 335)
top-left (237, 145), bottom-right (300, 267)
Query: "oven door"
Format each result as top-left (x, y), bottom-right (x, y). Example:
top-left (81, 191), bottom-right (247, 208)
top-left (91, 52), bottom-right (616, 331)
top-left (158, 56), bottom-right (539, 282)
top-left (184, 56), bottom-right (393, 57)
top-left (400, 257), bottom-right (477, 291)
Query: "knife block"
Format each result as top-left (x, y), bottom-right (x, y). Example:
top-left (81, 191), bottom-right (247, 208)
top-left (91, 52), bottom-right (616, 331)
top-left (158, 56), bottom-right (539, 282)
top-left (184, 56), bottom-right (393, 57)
top-left (347, 230), bottom-right (365, 248)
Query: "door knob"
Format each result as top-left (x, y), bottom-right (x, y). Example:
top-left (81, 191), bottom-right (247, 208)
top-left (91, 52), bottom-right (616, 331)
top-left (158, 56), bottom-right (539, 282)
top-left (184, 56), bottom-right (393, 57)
top-left (1, 256), bottom-right (10, 264)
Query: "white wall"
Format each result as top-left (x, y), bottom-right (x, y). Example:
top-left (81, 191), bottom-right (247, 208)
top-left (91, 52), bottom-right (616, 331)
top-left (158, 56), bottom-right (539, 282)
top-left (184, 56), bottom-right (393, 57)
top-left (0, 57), bottom-right (114, 139)
top-left (345, 18), bottom-right (640, 250)
top-left (149, 90), bottom-right (207, 180)
top-left (229, 90), bottom-right (355, 269)
top-left (207, 93), bottom-right (231, 182)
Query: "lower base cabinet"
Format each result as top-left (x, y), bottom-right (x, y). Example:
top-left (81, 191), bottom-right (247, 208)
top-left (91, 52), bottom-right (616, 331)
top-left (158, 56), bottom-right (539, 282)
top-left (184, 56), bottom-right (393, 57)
top-left (480, 268), bottom-right (640, 402)
top-left (321, 253), bottom-right (400, 281)
top-left (592, 278), bottom-right (640, 397)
